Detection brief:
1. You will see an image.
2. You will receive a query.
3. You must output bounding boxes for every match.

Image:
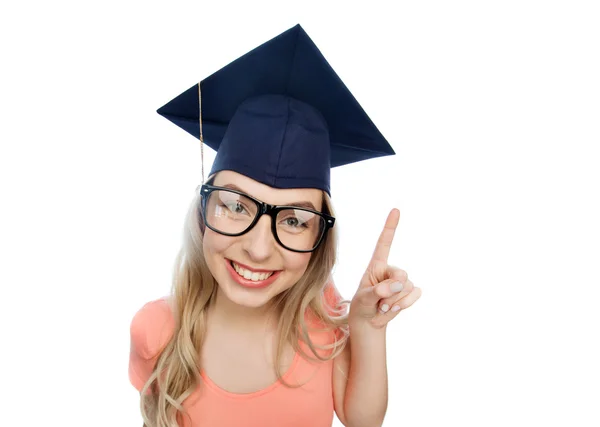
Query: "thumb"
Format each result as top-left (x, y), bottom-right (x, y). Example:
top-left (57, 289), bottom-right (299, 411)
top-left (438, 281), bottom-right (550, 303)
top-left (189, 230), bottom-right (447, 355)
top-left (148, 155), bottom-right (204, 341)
top-left (354, 278), bottom-right (405, 308)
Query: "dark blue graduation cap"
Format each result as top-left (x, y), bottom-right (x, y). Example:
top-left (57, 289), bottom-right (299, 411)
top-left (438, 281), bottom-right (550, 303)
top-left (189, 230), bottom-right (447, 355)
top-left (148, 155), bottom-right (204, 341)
top-left (157, 24), bottom-right (394, 195)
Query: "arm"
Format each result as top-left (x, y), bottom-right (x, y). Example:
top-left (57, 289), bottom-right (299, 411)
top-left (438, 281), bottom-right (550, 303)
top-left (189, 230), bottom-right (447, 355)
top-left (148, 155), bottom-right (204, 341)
top-left (346, 324), bottom-right (388, 427)
top-left (334, 209), bottom-right (422, 427)
top-left (333, 325), bottom-right (388, 427)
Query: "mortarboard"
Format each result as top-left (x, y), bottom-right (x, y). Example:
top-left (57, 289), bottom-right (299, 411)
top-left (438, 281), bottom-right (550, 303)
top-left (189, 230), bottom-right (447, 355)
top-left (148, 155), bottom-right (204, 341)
top-left (157, 24), bottom-right (394, 195)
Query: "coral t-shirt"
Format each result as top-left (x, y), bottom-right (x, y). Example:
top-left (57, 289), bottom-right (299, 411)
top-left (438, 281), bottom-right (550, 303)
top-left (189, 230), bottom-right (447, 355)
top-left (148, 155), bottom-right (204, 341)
top-left (129, 285), bottom-right (344, 427)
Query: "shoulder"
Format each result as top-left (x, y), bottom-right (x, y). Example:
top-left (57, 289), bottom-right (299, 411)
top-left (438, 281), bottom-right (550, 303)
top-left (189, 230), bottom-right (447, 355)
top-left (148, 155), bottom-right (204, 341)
top-left (303, 281), bottom-right (347, 346)
top-left (130, 297), bottom-right (175, 360)
top-left (305, 281), bottom-right (344, 324)
top-left (323, 281), bottom-right (342, 306)
top-left (322, 280), bottom-right (347, 316)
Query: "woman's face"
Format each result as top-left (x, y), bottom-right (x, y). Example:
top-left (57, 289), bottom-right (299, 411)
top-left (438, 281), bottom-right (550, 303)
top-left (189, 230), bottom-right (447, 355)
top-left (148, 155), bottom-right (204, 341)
top-left (202, 170), bottom-right (324, 309)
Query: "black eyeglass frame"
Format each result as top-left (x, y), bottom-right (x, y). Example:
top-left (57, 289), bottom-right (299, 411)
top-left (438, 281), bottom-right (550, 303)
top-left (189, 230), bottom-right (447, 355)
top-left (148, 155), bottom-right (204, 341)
top-left (199, 184), bottom-right (336, 253)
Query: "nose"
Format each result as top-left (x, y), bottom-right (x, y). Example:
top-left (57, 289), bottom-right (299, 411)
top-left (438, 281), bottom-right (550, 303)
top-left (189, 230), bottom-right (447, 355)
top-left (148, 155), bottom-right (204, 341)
top-left (242, 215), bottom-right (276, 262)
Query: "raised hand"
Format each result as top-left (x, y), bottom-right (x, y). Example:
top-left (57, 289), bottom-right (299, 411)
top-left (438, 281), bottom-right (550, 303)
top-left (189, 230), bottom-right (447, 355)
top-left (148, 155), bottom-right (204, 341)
top-left (349, 208), bottom-right (422, 330)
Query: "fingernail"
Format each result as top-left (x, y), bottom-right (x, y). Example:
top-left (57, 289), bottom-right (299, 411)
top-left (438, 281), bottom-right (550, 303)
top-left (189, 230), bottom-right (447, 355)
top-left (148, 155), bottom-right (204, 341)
top-left (390, 282), bottom-right (404, 293)
top-left (380, 304), bottom-right (390, 313)
top-left (391, 305), bottom-right (401, 312)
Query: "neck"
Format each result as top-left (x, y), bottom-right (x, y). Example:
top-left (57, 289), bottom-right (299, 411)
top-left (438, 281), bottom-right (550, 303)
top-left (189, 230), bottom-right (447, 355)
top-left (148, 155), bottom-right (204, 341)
top-left (208, 287), bottom-right (280, 331)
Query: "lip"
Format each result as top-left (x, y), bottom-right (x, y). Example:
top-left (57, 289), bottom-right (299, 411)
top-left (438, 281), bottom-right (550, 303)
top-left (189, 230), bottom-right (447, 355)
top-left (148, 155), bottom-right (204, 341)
top-left (225, 259), bottom-right (281, 289)
top-left (227, 259), bottom-right (276, 273)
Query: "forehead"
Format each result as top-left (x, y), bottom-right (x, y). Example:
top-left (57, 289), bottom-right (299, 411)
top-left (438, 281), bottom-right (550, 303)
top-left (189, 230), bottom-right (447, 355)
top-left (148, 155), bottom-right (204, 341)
top-left (212, 170), bottom-right (323, 210)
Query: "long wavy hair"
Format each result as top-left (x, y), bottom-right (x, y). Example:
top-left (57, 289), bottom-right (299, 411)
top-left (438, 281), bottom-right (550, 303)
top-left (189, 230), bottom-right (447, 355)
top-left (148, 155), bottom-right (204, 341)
top-left (139, 185), bottom-right (349, 427)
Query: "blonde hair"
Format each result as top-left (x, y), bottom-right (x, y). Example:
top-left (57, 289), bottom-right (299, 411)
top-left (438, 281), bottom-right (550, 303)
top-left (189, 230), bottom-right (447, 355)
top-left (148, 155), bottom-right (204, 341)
top-left (139, 190), bottom-right (349, 427)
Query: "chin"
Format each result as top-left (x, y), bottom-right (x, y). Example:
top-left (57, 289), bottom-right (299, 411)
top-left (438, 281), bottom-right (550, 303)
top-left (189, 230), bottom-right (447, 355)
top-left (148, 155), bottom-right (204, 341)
top-left (225, 289), bottom-right (274, 308)
top-left (218, 277), bottom-right (288, 310)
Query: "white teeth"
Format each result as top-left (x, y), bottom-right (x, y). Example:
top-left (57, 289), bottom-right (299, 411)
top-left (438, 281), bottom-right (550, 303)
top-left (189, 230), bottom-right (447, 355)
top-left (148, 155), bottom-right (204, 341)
top-left (232, 262), bottom-right (274, 282)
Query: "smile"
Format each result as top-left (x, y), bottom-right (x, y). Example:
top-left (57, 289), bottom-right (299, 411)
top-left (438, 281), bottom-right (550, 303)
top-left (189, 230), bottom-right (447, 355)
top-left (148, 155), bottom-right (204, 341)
top-left (225, 259), bottom-right (282, 289)
top-left (231, 261), bottom-right (275, 281)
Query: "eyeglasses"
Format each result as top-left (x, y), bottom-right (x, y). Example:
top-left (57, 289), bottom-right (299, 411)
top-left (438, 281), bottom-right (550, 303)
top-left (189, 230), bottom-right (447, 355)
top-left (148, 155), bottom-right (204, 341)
top-left (199, 184), bottom-right (335, 253)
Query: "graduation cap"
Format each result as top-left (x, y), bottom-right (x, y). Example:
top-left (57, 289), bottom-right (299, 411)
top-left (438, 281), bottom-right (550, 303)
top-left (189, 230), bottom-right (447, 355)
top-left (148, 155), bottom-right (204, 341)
top-left (157, 24), bottom-right (394, 195)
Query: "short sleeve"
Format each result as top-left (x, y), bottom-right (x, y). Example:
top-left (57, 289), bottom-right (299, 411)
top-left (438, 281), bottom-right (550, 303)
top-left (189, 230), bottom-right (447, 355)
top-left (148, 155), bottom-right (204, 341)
top-left (128, 298), bottom-right (175, 392)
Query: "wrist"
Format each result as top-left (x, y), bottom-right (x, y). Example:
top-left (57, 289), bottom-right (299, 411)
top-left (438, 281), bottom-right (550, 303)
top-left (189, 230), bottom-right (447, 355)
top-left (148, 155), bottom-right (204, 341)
top-left (349, 317), bottom-right (388, 336)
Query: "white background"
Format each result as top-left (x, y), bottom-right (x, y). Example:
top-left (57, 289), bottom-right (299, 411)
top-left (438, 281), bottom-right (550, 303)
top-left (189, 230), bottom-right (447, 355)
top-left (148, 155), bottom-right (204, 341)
top-left (1, 1), bottom-right (599, 426)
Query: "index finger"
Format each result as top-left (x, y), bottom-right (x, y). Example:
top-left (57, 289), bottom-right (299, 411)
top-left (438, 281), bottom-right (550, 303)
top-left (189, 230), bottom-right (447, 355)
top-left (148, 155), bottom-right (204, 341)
top-left (369, 208), bottom-right (400, 268)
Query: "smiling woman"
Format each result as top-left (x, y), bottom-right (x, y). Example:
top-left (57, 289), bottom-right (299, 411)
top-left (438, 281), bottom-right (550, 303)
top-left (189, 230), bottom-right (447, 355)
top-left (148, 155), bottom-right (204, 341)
top-left (128, 24), bottom-right (419, 427)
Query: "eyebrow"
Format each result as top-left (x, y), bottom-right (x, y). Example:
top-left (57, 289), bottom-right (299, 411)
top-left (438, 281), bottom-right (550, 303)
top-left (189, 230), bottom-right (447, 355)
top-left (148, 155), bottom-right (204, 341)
top-left (221, 183), bottom-right (318, 210)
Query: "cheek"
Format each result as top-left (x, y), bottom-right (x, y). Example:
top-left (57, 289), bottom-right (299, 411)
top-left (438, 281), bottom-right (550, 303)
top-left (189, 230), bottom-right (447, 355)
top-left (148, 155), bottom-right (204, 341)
top-left (202, 230), bottom-right (234, 276)
top-left (203, 229), bottom-right (232, 255)
top-left (283, 252), bottom-right (312, 276)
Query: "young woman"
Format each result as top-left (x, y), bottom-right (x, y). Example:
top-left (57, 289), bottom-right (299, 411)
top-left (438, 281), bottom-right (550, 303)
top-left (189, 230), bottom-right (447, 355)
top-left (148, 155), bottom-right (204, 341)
top-left (129, 25), bottom-right (422, 427)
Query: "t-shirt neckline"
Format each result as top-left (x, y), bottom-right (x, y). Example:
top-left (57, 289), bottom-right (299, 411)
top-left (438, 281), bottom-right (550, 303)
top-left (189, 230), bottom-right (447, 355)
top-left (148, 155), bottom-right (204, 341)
top-left (199, 350), bottom-right (302, 400)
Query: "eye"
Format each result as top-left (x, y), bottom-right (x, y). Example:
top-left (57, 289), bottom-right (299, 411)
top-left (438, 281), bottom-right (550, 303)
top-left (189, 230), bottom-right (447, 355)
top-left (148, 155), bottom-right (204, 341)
top-left (223, 201), bottom-right (247, 215)
top-left (284, 217), bottom-right (301, 227)
top-left (280, 215), bottom-right (309, 229)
